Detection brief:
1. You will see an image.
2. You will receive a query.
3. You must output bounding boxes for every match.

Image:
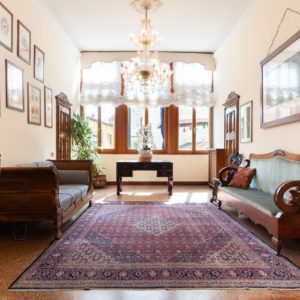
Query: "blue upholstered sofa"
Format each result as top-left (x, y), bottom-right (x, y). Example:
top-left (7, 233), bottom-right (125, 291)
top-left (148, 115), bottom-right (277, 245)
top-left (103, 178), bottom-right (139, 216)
top-left (212, 150), bottom-right (300, 255)
top-left (0, 160), bottom-right (93, 239)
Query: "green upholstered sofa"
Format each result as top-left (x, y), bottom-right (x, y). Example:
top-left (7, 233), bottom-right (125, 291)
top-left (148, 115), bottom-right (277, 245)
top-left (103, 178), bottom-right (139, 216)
top-left (212, 150), bottom-right (300, 255)
top-left (0, 160), bottom-right (93, 239)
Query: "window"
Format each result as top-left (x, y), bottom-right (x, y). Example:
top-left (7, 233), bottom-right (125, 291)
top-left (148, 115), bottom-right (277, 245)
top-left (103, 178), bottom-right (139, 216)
top-left (82, 104), bottom-right (210, 154)
top-left (84, 105), bottom-right (99, 147)
top-left (148, 107), bottom-right (165, 150)
top-left (81, 61), bottom-right (121, 105)
top-left (80, 60), bottom-right (213, 154)
top-left (100, 104), bottom-right (115, 149)
top-left (196, 106), bottom-right (210, 151)
top-left (178, 106), bottom-right (210, 152)
top-left (82, 104), bottom-right (116, 150)
top-left (173, 62), bottom-right (213, 107)
top-left (178, 106), bottom-right (193, 150)
top-left (128, 107), bottom-right (145, 149)
top-left (128, 107), bottom-right (166, 151)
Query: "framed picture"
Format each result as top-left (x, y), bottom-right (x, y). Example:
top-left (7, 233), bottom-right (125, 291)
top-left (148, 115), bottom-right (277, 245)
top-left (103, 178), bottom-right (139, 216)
top-left (0, 3), bottom-right (13, 51)
top-left (5, 60), bottom-right (24, 112)
top-left (240, 101), bottom-right (252, 143)
top-left (44, 86), bottom-right (53, 128)
top-left (261, 30), bottom-right (300, 128)
top-left (34, 45), bottom-right (45, 82)
top-left (27, 83), bottom-right (41, 125)
top-left (17, 20), bottom-right (31, 64)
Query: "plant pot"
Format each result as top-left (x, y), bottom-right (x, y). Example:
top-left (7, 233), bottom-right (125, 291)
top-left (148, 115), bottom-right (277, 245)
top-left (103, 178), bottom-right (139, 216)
top-left (138, 149), bottom-right (153, 162)
top-left (93, 174), bottom-right (106, 189)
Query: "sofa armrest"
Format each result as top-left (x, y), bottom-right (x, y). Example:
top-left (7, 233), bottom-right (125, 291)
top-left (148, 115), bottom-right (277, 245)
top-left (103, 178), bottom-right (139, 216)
top-left (274, 180), bottom-right (300, 214)
top-left (0, 166), bottom-right (60, 212)
top-left (218, 166), bottom-right (238, 186)
top-left (50, 160), bottom-right (93, 188)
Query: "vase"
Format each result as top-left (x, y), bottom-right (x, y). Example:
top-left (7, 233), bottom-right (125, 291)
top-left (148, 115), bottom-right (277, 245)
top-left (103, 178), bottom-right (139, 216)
top-left (138, 149), bottom-right (153, 162)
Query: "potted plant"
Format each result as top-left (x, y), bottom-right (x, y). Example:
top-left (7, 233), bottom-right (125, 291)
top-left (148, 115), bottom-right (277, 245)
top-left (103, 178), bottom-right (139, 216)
top-left (92, 154), bottom-right (106, 188)
top-left (136, 124), bottom-right (155, 162)
top-left (71, 113), bottom-right (106, 188)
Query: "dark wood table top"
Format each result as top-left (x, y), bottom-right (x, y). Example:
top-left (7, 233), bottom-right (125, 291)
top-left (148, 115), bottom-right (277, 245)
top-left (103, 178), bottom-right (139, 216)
top-left (117, 160), bottom-right (173, 163)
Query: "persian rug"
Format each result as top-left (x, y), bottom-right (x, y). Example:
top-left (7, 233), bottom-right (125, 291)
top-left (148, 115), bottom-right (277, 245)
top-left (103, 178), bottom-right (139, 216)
top-left (10, 203), bottom-right (300, 290)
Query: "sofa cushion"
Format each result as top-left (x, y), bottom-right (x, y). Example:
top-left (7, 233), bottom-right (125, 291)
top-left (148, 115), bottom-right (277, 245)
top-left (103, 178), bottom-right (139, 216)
top-left (58, 170), bottom-right (90, 185)
top-left (17, 161), bottom-right (54, 167)
top-left (58, 193), bottom-right (74, 211)
top-left (59, 184), bottom-right (89, 211)
top-left (249, 158), bottom-right (276, 194)
top-left (36, 161), bottom-right (54, 167)
top-left (275, 157), bottom-right (300, 188)
top-left (220, 186), bottom-right (280, 217)
top-left (228, 167), bottom-right (256, 189)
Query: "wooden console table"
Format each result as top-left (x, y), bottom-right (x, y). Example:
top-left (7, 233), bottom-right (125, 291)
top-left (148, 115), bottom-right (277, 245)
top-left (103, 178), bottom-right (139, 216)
top-left (116, 160), bottom-right (173, 196)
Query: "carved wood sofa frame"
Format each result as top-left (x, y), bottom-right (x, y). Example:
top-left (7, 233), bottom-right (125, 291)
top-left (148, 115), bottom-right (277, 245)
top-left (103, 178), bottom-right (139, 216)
top-left (0, 160), bottom-right (93, 239)
top-left (211, 150), bottom-right (300, 255)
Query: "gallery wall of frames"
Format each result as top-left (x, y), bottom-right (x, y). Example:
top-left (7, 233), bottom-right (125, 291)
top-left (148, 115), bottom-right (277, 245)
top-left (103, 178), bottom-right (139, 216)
top-left (0, 1), bottom-right (53, 128)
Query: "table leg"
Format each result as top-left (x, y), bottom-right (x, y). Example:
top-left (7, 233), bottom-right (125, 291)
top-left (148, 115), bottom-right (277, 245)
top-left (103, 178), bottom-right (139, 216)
top-left (117, 176), bottom-right (122, 195)
top-left (168, 176), bottom-right (173, 195)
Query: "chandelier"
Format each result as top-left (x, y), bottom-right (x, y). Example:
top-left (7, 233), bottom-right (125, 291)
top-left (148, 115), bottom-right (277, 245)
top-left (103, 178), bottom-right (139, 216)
top-left (121, 0), bottom-right (172, 102)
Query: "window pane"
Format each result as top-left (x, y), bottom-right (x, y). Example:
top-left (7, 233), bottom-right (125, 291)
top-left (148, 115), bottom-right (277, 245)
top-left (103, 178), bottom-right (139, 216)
top-left (84, 105), bottom-right (98, 147)
top-left (148, 107), bottom-right (165, 150)
top-left (178, 106), bottom-right (193, 150)
top-left (128, 107), bottom-right (145, 149)
top-left (196, 107), bottom-right (210, 150)
top-left (101, 104), bottom-right (115, 149)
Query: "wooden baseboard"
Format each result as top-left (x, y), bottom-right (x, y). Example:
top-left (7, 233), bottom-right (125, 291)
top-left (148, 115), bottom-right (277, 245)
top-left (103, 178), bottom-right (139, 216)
top-left (106, 181), bottom-right (208, 186)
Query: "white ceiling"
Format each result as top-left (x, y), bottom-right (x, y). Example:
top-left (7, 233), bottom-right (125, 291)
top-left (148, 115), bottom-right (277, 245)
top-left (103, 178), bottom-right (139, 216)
top-left (40, 0), bottom-right (253, 52)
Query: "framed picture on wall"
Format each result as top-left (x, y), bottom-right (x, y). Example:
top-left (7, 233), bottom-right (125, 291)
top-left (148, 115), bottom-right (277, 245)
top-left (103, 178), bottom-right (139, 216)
top-left (5, 60), bottom-right (24, 112)
top-left (17, 20), bottom-right (31, 64)
top-left (261, 30), bottom-right (300, 128)
top-left (34, 45), bottom-right (45, 82)
top-left (44, 86), bottom-right (53, 128)
top-left (240, 101), bottom-right (252, 143)
top-left (0, 3), bottom-right (13, 51)
top-left (27, 83), bottom-right (41, 125)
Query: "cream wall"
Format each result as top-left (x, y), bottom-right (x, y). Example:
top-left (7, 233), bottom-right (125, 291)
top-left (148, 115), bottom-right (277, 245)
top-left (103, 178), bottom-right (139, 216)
top-left (100, 154), bottom-right (208, 183)
top-left (0, 0), bottom-right (80, 166)
top-left (214, 0), bottom-right (300, 157)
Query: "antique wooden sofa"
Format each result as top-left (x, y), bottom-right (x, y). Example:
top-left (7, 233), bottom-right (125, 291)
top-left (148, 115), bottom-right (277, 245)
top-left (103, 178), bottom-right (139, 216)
top-left (0, 160), bottom-right (93, 239)
top-left (211, 150), bottom-right (300, 255)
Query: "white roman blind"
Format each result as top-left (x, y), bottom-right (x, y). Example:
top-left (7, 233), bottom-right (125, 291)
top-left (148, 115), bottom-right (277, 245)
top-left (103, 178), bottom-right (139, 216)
top-left (123, 60), bottom-right (172, 107)
top-left (173, 62), bottom-right (214, 107)
top-left (80, 61), bottom-right (123, 106)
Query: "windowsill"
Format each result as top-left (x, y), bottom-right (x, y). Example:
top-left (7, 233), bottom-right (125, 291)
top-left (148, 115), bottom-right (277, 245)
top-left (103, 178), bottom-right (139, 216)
top-left (98, 150), bottom-right (209, 155)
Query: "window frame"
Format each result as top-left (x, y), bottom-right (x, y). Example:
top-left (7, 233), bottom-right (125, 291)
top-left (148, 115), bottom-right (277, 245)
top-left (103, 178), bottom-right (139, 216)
top-left (176, 106), bottom-right (211, 154)
top-left (80, 104), bottom-right (212, 155)
top-left (80, 105), bottom-right (117, 154)
top-left (126, 106), bottom-right (168, 154)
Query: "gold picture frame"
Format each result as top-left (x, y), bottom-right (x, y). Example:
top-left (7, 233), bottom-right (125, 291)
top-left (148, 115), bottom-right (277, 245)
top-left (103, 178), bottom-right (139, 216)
top-left (28, 83), bottom-right (41, 126)
top-left (44, 86), bottom-right (53, 128)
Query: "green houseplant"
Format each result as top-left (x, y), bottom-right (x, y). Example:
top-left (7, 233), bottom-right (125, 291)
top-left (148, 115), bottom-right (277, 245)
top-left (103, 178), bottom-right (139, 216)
top-left (71, 113), bottom-right (106, 188)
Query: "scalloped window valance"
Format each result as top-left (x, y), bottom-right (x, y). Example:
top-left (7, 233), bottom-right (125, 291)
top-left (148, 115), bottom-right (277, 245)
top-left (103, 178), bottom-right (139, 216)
top-left (80, 53), bottom-right (215, 107)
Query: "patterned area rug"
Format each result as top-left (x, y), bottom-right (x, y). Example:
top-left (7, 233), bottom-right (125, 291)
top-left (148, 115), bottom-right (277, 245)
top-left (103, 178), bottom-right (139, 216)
top-left (10, 203), bottom-right (300, 289)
